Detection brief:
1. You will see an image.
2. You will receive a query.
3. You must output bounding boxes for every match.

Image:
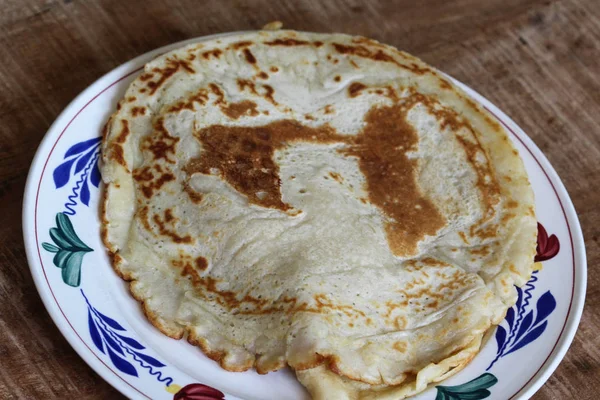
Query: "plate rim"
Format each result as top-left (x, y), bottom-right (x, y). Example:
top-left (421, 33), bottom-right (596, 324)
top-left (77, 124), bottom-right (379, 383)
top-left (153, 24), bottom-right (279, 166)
top-left (22, 32), bottom-right (587, 400)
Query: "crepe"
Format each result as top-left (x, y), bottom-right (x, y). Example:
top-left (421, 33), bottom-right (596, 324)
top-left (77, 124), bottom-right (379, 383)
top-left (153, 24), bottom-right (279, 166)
top-left (100, 30), bottom-right (536, 399)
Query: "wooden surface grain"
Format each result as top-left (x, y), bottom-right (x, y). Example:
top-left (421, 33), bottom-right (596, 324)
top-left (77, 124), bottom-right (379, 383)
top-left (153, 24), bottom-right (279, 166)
top-left (0, 0), bottom-right (598, 398)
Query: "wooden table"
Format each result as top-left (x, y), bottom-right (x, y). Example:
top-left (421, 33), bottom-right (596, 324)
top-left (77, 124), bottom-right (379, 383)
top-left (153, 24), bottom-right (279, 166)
top-left (1, 0), bottom-right (598, 398)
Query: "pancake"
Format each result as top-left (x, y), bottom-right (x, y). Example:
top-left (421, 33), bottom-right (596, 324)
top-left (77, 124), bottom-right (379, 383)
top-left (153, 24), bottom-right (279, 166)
top-left (100, 30), bottom-right (537, 399)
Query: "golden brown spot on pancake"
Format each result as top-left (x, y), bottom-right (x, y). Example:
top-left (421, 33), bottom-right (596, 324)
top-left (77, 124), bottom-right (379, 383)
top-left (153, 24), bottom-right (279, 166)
top-left (501, 212), bottom-right (515, 224)
top-left (334, 75), bottom-right (341, 82)
top-left (134, 167), bottom-right (176, 199)
top-left (187, 100), bottom-right (445, 256)
top-left (243, 48), bottom-right (257, 64)
top-left (144, 118), bottom-right (180, 163)
top-left (109, 120), bottom-right (130, 168)
top-left (348, 82), bottom-right (367, 97)
top-left (127, 96), bottom-right (137, 102)
top-left (131, 106), bottom-right (146, 117)
top-left (187, 53), bottom-right (196, 61)
top-left (137, 206), bottom-right (152, 231)
top-left (333, 43), bottom-right (399, 66)
top-left (220, 100), bottom-right (259, 119)
top-left (256, 71), bottom-right (269, 79)
top-left (393, 341), bottom-right (407, 352)
top-left (509, 264), bottom-right (518, 274)
top-left (314, 294), bottom-right (366, 318)
top-left (333, 59), bottom-right (339, 64)
top-left (195, 256), bottom-right (208, 270)
top-left (386, 86), bottom-right (399, 102)
top-left (304, 114), bottom-right (315, 120)
top-left (333, 43), bottom-right (430, 74)
top-left (209, 83), bottom-right (225, 105)
top-left (329, 172), bottom-right (342, 182)
top-left (153, 211), bottom-right (193, 243)
top-left (264, 38), bottom-right (310, 46)
top-left (139, 73), bottom-right (153, 81)
top-left (394, 316), bottom-right (408, 330)
top-left (270, 66), bottom-right (279, 73)
top-left (164, 208), bottom-right (176, 223)
top-left (263, 85), bottom-right (277, 105)
top-left (471, 224), bottom-right (499, 240)
top-left (528, 206), bottom-right (535, 216)
top-left (237, 79), bottom-right (258, 95)
top-left (186, 121), bottom-right (346, 211)
top-left (139, 88), bottom-right (147, 93)
top-left (146, 58), bottom-right (195, 95)
top-left (458, 231), bottom-right (469, 244)
top-left (323, 104), bottom-right (334, 114)
top-left (419, 257), bottom-right (448, 266)
top-left (314, 41), bottom-right (324, 47)
top-left (202, 49), bottom-right (223, 59)
top-left (183, 184), bottom-right (203, 204)
top-left (231, 41), bottom-right (253, 49)
top-left (439, 79), bottom-right (452, 89)
top-left (168, 88), bottom-right (209, 112)
top-left (471, 246), bottom-right (490, 256)
top-left (341, 104), bottom-right (445, 256)
top-left (133, 166), bottom-right (154, 182)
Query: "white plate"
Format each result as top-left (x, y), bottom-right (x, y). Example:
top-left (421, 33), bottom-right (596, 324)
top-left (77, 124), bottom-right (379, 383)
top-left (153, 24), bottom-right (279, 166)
top-left (23, 32), bottom-right (587, 400)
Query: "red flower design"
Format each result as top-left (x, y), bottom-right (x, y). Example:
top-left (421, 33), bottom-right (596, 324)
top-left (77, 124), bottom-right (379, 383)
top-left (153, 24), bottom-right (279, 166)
top-left (535, 222), bottom-right (560, 262)
top-left (174, 384), bottom-right (225, 400)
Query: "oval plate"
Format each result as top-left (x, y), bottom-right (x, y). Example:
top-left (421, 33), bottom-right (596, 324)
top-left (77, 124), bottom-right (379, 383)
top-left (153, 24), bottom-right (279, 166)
top-left (23, 33), bottom-right (586, 400)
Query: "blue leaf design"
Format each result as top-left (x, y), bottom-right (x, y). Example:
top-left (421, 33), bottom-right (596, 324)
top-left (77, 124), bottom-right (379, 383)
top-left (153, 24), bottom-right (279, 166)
top-left (505, 307), bottom-right (515, 330)
top-left (505, 321), bottom-right (548, 356)
top-left (64, 137), bottom-right (101, 158)
top-left (117, 334), bottom-right (145, 350)
top-left (99, 326), bottom-right (125, 355)
top-left (515, 310), bottom-right (533, 341)
top-left (80, 179), bottom-right (90, 206)
top-left (106, 346), bottom-right (138, 377)
top-left (515, 286), bottom-right (523, 311)
top-left (132, 351), bottom-right (166, 367)
top-left (533, 291), bottom-right (556, 327)
top-left (75, 147), bottom-right (97, 174)
top-left (88, 311), bottom-right (105, 354)
top-left (90, 161), bottom-right (101, 188)
top-left (97, 311), bottom-right (126, 331)
top-left (53, 158), bottom-right (76, 189)
top-left (494, 325), bottom-right (506, 351)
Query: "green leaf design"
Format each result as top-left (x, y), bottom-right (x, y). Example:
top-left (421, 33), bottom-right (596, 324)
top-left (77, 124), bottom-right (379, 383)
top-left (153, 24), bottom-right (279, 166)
top-left (56, 212), bottom-right (92, 251)
top-left (435, 373), bottom-right (498, 400)
top-left (42, 212), bottom-right (93, 287)
top-left (61, 252), bottom-right (86, 287)
top-left (41, 243), bottom-right (59, 253)
top-left (49, 228), bottom-right (72, 249)
top-left (53, 249), bottom-right (72, 269)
